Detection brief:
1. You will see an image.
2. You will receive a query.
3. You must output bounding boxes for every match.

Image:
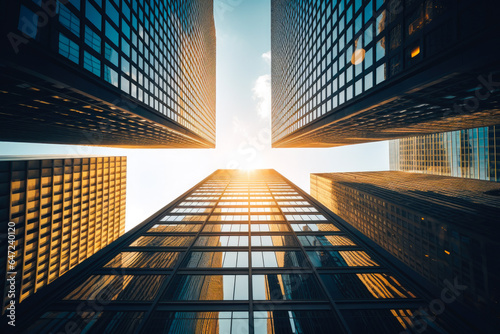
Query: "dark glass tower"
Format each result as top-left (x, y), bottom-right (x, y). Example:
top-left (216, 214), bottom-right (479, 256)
top-left (311, 171), bottom-right (500, 324)
top-left (0, 0), bottom-right (216, 148)
top-left (389, 125), bottom-right (500, 182)
top-left (7, 170), bottom-right (491, 333)
top-left (0, 156), bottom-right (126, 314)
top-left (271, 0), bottom-right (500, 148)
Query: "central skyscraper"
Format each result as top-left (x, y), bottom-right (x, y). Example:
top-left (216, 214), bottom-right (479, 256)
top-left (0, 0), bottom-right (216, 148)
top-left (10, 170), bottom-right (490, 333)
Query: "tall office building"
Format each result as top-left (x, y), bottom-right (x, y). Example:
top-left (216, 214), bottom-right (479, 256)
top-left (311, 171), bottom-right (500, 321)
top-left (271, 0), bottom-right (500, 148)
top-left (0, 156), bottom-right (126, 314)
top-left (389, 125), bottom-right (500, 182)
top-left (10, 170), bottom-right (491, 333)
top-left (0, 0), bottom-right (215, 148)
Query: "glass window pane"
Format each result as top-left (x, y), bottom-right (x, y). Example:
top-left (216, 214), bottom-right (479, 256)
top-left (341, 309), bottom-right (447, 333)
top-left (307, 250), bottom-right (379, 267)
top-left (147, 223), bottom-right (202, 233)
top-left (130, 236), bottom-right (194, 247)
top-left (298, 235), bottom-right (356, 247)
top-left (24, 311), bottom-right (144, 334)
top-left (163, 275), bottom-right (249, 301)
top-left (254, 311), bottom-right (343, 334)
top-left (144, 312), bottom-right (249, 334)
top-left (320, 273), bottom-right (417, 300)
top-left (86, 1), bottom-right (102, 30)
top-left (194, 236), bottom-right (248, 247)
top-left (18, 5), bottom-right (39, 39)
top-left (252, 251), bottom-right (308, 268)
top-left (103, 252), bottom-right (181, 269)
top-left (183, 251), bottom-right (248, 268)
top-left (252, 274), bottom-right (325, 301)
top-left (64, 275), bottom-right (164, 301)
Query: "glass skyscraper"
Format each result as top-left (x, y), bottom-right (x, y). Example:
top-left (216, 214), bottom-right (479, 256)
top-left (389, 125), bottom-right (500, 182)
top-left (271, 0), bottom-right (500, 148)
top-left (311, 171), bottom-right (500, 324)
top-left (10, 170), bottom-right (490, 333)
top-left (0, 156), bottom-right (126, 314)
top-left (0, 0), bottom-right (216, 148)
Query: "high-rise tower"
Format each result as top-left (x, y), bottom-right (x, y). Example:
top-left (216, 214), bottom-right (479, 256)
top-left (9, 170), bottom-right (492, 333)
top-left (0, 0), bottom-right (216, 148)
top-left (0, 156), bottom-right (126, 314)
top-left (389, 125), bottom-right (500, 182)
top-left (311, 171), bottom-right (500, 322)
top-left (271, 0), bottom-right (500, 147)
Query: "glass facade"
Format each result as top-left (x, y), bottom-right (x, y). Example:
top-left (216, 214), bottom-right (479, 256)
top-left (390, 125), bottom-right (500, 182)
top-left (0, 156), bottom-right (126, 314)
top-left (271, 0), bottom-right (500, 147)
top-left (16, 170), bottom-right (473, 333)
top-left (311, 171), bottom-right (500, 322)
top-left (0, 0), bottom-right (216, 148)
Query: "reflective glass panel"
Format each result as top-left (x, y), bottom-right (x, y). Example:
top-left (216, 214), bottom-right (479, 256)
top-left (64, 275), bottom-right (164, 301)
top-left (252, 274), bottom-right (325, 300)
top-left (103, 252), bottom-right (181, 269)
top-left (307, 250), bottom-right (379, 267)
top-left (183, 251), bottom-right (248, 268)
top-left (163, 275), bottom-right (249, 301)
top-left (320, 273), bottom-right (417, 300)
top-left (130, 236), bottom-right (194, 247)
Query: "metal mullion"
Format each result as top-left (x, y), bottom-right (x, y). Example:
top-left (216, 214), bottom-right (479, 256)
top-left (266, 173), bottom-right (352, 334)
top-left (135, 179), bottom-right (232, 334)
top-left (247, 183), bottom-right (254, 334)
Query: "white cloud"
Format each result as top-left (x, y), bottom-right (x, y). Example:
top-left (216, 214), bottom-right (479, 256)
top-left (262, 51), bottom-right (271, 65)
top-left (252, 74), bottom-right (271, 119)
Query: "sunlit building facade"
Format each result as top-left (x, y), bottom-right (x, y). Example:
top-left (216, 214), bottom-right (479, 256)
top-left (271, 0), bottom-right (500, 147)
top-left (0, 156), bottom-right (126, 314)
top-left (12, 169), bottom-right (488, 333)
top-left (311, 171), bottom-right (500, 322)
top-left (0, 0), bottom-right (215, 148)
top-left (389, 125), bottom-right (500, 182)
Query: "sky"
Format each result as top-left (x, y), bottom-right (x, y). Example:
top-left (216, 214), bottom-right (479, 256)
top-left (0, 0), bottom-right (388, 231)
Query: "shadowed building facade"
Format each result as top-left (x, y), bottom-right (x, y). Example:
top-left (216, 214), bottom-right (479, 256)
top-left (7, 170), bottom-right (492, 333)
top-left (389, 125), bottom-right (500, 182)
top-left (271, 0), bottom-right (500, 148)
top-left (0, 0), bottom-right (216, 148)
top-left (0, 156), bottom-right (126, 314)
top-left (311, 171), bottom-right (500, 322)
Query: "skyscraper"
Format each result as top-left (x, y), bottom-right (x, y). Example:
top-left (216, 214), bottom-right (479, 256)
top-left (0, 156), bottom-right (126, 314)
top-left (10, 170), bottom-right (491, 333)
top-left (0, 0), bottom-right (216, 148)
top-left (389, 125), bottom-right (500, 182)
top-left (310, 171), bottom-right (500, 321)
top-left (271, 0), bottom-right (500, 148)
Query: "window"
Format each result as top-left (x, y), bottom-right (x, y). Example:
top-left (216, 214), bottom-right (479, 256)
top-left (253, 274), bottom-right (325, 300)
top-left (86, 1), bottom-right (101, 30)
top-left (104, 252), bottom-right (181, 269)
top-left (105, 21), bottom-right (119, 46)
top-left (252, 251), bottom-right (307, 268)
top-left (163, 275), bottom-right (249, 301)
top-left (84, 26), bottom-right (101, 53)
top-left (64, 275), bottom-right (164, 301)
top-left (83, 51), bottom-right (100, 76)
top-left (321, 273), bottom-right (416, 300)
top-left (59, 33), bottom-right (79, 64)
top-left (59, 4), bottom-right (80, 36)
top-left (18, 5), bottom-right (39, 39)
top-left (130, 235), bottom-right (194, 247)
top-left (307, 250), bottom-right (379, 267)
top-left (104, 43), bottom-right (118, 66)
top-left (183, 251), bottom-right (248, 268)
